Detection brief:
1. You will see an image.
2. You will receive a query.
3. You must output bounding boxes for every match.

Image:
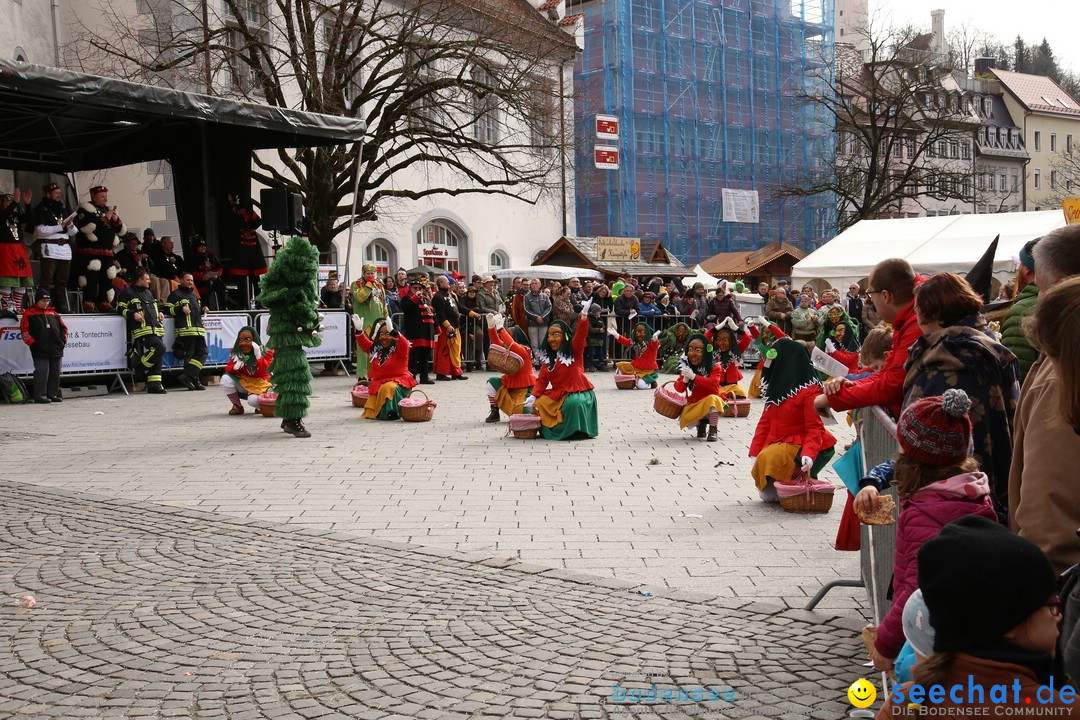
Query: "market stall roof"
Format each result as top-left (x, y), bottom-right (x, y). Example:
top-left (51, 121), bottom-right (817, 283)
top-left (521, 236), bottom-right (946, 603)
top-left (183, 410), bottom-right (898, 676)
top-left (0, 59), bottom-right (366, 172)
top-left (492, 264), bottom-right (604, 281)
top-left (699, 241), bottom-right (807, 278)
top-left (532, 236), bottom-right (693, 277)
top-left (791, 210), bottom-right (1066, 287)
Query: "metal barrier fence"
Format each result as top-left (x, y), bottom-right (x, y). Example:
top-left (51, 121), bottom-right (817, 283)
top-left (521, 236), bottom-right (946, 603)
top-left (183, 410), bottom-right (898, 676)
top-left (858, 405), bottom-right (900, 625)
top-left (804, 404), bottom-right (899, 625)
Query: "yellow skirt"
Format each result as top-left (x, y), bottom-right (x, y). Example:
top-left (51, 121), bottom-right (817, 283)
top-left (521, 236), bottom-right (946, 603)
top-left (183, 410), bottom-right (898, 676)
top-left (362, 381), bottom-right (400, 419)
top-left (495, 386), bottom-right (531, 417)
top-left (751, 442), bottom-right (800, 491)
top-left (238, 376), bottom-right (272, 396)
top-left (678, 395), bottom-right (728, 428)
top-left (533, 394), bottom-right (564, 429)
top-left (748, 367), bottom-right (763, 398)
top-left (615, 361), bottom-right (653, 379)
top-left (717, 383), bottom-right (746, 398)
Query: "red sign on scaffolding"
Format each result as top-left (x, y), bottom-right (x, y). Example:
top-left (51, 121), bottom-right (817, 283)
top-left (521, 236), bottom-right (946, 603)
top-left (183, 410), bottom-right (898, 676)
top-left (595, 114), bottom-right (619, 140)
top-left (594, 145), bottom-right (619, 170)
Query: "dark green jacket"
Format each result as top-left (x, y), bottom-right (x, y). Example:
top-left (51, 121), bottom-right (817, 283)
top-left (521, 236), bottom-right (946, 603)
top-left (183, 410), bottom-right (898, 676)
top-left (1000, 282), bottom-right (1039, 380)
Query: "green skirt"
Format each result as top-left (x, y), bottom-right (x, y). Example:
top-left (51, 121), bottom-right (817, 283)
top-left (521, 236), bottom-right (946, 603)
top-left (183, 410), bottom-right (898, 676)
top-left (640, 370), bottom-right (659, 384)
top-left (541, 389), bottom-right (599, 441)
top-left (376, 383), bottom-right (411, 421)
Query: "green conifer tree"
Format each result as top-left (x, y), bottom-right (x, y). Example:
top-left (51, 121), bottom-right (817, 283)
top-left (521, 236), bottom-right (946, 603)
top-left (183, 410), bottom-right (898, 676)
top-left (257, 235), bottom-right (323, 437)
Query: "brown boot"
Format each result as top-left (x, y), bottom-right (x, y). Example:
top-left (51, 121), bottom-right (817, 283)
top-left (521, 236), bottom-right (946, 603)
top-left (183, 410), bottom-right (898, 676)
top-left (696, 420), bottom-right (707, 439)
top-left (485, 406), bottom-right (501, 423)
top-left (227, 392), bottom-right (243, 415)
top-left (707, 425), bottom-right (718, 442)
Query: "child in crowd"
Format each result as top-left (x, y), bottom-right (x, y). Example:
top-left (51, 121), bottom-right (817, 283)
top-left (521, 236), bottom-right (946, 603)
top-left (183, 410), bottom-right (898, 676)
top-left (876, 516), bottom-right (1069, 717)
top-left (221, 326), bottom-right (274, 415)
top-left (20, 288), bottom-right (67, 403)
top-left (706, 317), bottom-right (752, 397)
top-left (749, 336), bottom-right (835, 502)
top-left (585, 303), bottom-right (608, 371)
top-left (608, 321), bottom-right (660, 389)
top-left (861, 389), bottom-right (998, 672)
top-left (673, 333), bottom-right (728, 441)
top-left (849, 325), bottom-right (893, 380)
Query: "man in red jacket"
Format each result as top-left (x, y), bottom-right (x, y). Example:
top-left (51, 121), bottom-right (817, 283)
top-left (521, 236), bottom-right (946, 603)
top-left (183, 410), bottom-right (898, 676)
top-left (813, 258), bottom-right (920, 419)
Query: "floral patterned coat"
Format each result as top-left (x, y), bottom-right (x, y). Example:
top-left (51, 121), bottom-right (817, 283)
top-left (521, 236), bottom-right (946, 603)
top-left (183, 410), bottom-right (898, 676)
top-left (902, 313), bottom-right (1020, 518)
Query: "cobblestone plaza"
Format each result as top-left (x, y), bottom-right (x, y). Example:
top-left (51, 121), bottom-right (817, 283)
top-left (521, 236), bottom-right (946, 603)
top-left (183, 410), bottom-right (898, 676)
top-left (1, 375), bottom-right (872, 718)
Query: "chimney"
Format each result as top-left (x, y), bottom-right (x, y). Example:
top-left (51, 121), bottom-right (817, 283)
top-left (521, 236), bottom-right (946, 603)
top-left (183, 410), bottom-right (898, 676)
top-left (931, 9), bottom-right (945, 56)
top-left (974, 57), bottom-right (997, 75)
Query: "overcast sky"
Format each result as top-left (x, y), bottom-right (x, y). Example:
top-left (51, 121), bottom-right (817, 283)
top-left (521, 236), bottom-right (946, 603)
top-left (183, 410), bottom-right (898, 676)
top-left (868, 0), bottom-right (1080, 79)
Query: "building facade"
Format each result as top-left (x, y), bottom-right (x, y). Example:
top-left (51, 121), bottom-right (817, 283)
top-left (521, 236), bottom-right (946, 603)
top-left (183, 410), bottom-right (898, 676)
top-left (1, 0), bottom-right (581, 283)
top-left (572, 0), bottom-right (837, 265)
top-left (992, 68), bottom-right (1080, 210)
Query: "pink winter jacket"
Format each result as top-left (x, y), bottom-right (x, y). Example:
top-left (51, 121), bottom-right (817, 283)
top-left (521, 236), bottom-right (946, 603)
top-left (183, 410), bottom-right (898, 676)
top-left (874, 472), bottom-right (998, 659)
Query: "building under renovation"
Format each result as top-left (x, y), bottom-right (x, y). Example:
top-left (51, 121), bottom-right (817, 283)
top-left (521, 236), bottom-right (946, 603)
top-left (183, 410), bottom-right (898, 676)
top-left (573, 0), bottom-right (837, 264)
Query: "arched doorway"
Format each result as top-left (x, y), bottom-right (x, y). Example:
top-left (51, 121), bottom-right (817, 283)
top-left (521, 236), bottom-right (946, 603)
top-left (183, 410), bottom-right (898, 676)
top-left (416, 220), bottom-right (467, 275)
top-left (364, 239), bottom-right (396, 278)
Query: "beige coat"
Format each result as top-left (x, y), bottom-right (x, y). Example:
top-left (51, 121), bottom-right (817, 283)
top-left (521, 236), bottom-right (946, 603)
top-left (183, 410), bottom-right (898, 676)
top-left (1008, 356), bottom-right (1080, 576)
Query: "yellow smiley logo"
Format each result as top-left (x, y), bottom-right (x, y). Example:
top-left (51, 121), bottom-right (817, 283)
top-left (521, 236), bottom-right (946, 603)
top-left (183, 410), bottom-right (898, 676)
top-left (847, 678), bottom-right (876, 708)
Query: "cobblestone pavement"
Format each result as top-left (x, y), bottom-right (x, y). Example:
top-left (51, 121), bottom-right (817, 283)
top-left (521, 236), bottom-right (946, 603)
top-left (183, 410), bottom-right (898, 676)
top-left (1, 480), bottom-right (870, 719)
top-left (1, 372), bottom-right (863, 614)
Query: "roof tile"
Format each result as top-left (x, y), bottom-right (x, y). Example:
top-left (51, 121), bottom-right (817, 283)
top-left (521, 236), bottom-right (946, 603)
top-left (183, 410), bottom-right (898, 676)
top-left (991, 69), bottom-right (1080, 116)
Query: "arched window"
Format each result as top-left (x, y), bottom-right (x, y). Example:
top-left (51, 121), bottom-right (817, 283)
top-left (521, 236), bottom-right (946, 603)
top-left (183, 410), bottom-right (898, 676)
top-left (416, 221), bottom-right (463, 274)
top-left (364, 239), bottom-right (395, 278)
top-left (489, 250), bottom-right (508, 271)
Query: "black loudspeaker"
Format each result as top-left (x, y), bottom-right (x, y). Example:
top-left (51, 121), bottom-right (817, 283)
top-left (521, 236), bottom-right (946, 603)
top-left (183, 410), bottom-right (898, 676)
top-left (260, 188), bottom-right (304, 232)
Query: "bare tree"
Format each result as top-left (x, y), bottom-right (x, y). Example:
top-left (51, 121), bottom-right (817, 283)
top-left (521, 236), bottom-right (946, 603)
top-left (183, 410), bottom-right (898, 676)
top-left (1049, 148), bottom-right (1080, 204)
top-left (68, 0), bottom-right (577, 253)
top-left (946, 19), bottom-right (996, 74)
top-left (781, 22), bottom-right (978, 233)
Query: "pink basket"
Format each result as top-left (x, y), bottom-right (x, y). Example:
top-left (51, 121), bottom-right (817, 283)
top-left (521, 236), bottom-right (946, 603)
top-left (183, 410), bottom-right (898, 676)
top-left (257, 391), bottom-right (277, 418)
top-left (776, 474), bottom-right (835, 513)
top-left (508, 413), bottom-right (541, 439)
top-left (351, 382), bottom-right (370, 407)
top-left (653, 380), bottom-right (688, 419)
top-left (399, 389), bottom-right (436, 422)
top-left (614, 372), bottom-right (638, 390)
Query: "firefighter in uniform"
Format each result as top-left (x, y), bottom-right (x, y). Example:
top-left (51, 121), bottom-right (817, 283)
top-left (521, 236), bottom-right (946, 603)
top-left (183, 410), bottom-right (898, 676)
top-left (167, 272), bottom-right (209, 391)
top-left (118, 267), bottom-right (167, 393)
top-left (74, 185), bottom-right (125, 312)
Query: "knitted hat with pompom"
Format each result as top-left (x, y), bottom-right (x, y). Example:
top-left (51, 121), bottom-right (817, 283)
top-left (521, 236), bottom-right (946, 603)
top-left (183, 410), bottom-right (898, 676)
top-left (897, 388), bottom-right (974, 466)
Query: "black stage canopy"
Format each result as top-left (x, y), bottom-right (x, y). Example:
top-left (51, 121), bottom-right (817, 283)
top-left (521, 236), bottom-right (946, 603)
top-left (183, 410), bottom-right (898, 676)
top-left (0, 59), bottom-right (364, 249)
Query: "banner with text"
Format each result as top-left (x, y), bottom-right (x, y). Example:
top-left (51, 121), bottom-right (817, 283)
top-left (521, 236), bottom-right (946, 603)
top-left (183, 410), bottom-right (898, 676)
top-left (721, 189), bottom-right (760, 224)
top-left (254, 310), bottom-right (350, 360)
top-left (0, 314), bottom-right (128, 375)
top-left (162, 312), bottom-right (253, 369)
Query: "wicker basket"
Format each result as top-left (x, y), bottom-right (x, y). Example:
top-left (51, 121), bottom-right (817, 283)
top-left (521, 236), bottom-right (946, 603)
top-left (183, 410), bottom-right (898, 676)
top-left (653, 380), bottom-right (688, 419)
top-left (487, 345), bottom-right (524, 375)
top-left (776, 473), bottom-right (835, 514)
top-left (722, 392), bottom-right (752, 418)
top-left (507, 413), bottom-right (541, 439)
top-left (350, 381), bottom-right (370, 408)
top-left (614, 372), bottom-right (638, 390)
top-left (257, 391), bottom-right (277, 418)
top-left (399, 389), bottom-right (437, 422)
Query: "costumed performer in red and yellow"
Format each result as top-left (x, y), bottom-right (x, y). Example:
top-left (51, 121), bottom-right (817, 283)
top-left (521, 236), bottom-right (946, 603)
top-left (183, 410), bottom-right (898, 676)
top-left (707, 316), bottom-right (753, 398)
top-left (483, 312), bottom-right (535, 423)
top-left (353, 314), bottom-right (416, 421)
top-left (523, 298), bottom-right (598, 440)
top-left (221, 325), bottom-right (274, 415)
top-left (749, 334), bottom-right (836, 502)
top-left (673, 333), bottom-right (729, 442)
top-left (608, 320), bottom-right (661, 389)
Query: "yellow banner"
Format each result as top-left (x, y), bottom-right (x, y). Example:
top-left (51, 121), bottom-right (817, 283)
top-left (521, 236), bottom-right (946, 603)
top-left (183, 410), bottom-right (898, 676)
top-left (597, 236), bottom-right (640, 262)
top-left (1063, 197), bottom-right (1080, 224)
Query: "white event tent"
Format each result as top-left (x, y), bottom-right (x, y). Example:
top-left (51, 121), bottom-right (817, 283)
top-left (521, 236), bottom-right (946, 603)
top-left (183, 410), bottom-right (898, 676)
top-left (791, 210), bottom-right (1067, 288)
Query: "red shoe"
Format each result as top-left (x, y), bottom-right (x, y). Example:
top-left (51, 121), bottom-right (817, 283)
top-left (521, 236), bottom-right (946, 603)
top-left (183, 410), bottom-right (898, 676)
top-left (83, 301), bottom-right (97, 312)
top-left (98, 302), bottom-right (113, 312)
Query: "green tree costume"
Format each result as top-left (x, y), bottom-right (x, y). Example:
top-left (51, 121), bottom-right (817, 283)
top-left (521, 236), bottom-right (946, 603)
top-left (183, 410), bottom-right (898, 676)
top-left (257, 236), bottom-right (323, 438)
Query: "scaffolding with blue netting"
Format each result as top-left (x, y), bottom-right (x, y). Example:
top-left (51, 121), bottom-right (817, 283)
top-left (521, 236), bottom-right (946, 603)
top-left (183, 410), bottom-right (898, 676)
top-left (573, 0), bottom-right (838, 265)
